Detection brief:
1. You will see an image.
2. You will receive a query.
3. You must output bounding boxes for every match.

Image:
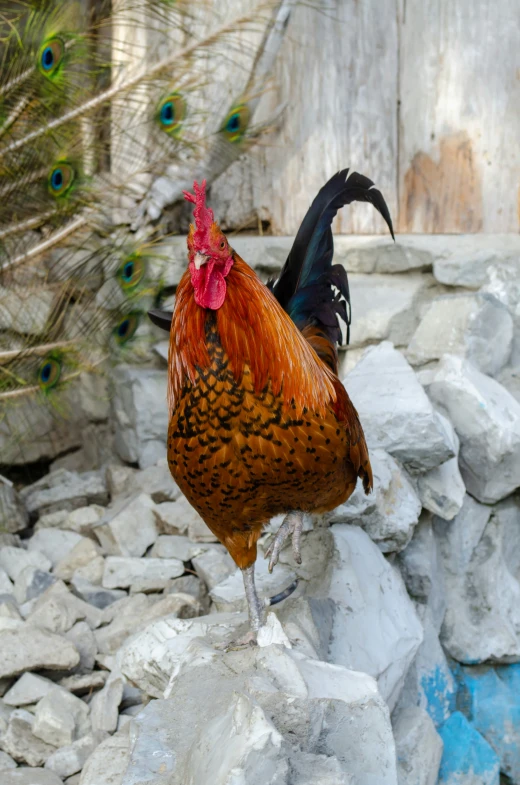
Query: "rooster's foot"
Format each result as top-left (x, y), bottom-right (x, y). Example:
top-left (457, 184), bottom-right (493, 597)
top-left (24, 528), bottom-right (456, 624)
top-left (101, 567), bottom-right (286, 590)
top-left (265, 510), bottom-right (303, 573)
top-left (220, 629), bottom-right (258, 651)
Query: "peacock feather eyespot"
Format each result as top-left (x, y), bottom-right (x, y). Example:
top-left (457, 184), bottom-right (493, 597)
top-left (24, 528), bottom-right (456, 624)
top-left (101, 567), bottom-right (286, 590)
top-left (38, 38), bottom-right (65, 79)
top-left (114, 313), bottom-right (140, 345)
top-left (38, 356), bottom-right (61, 392)
top-left (117, 254), bottom-right (145, 292)
top-left (221, 104), bottom-right (250, 143)
top-left (157, 92), bottom-right (185, 136)
top-left (48, 162), bottom-right (75, 197)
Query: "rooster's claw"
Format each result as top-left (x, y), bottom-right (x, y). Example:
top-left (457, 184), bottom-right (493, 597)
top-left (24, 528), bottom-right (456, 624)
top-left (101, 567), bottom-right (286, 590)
top-left (265, 511), bottom-right (304, 572)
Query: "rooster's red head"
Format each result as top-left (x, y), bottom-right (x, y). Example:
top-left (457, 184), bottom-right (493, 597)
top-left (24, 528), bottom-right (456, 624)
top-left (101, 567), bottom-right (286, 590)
top-left (183, 180), bottom-right (233, 310)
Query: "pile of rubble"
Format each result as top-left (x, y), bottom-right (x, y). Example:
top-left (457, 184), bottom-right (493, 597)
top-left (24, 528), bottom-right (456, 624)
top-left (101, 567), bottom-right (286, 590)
top-left (0, 235), bottom-right (519, 785)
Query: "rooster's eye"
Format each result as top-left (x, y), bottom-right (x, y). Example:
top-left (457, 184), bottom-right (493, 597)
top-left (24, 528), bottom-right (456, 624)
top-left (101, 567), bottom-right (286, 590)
top-left (220, 241), bottom-right (225, 249)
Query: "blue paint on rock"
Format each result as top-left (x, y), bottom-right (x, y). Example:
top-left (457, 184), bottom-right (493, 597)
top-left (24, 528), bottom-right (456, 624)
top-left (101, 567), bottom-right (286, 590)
top-left (420, 664), bottom-right (457, 727)
top-left (456, 666), bottom-right (520, 783)
top-left (438, 712), bottom-right (500, 785)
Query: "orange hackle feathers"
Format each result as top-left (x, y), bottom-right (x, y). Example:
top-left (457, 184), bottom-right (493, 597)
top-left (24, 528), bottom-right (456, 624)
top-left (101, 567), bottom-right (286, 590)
top-left (168, 253), bottom-right (338, 418)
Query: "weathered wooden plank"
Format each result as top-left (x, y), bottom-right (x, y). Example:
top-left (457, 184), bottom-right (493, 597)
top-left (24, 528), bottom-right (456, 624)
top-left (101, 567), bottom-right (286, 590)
top-left (397, 0), bottom-right (520, 233)
top-left (214, 0), bottom-right (399, 235)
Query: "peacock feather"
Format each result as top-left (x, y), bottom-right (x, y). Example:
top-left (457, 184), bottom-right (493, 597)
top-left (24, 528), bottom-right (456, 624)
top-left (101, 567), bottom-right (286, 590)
top-left (0, 0), bottom-right (293, 465)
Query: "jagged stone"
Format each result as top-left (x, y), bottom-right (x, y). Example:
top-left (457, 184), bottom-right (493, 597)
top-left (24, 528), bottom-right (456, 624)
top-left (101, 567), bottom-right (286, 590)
top-left (78, 732), bottom-right (130, 785)
top-left (344, 342), bottom-right (455, 473)
top-left (436, 496), bottom-right (520, 663)
top-left (322, 525), bottom-right (423, 711)
top-left (326, 449), bottom-right (421, 553)
top-left (416, 455), bottom-right (465, 521)
top-left (396, 513), bottom-right (446, 633)
top-left (407, 293), bottom-right (513, 375)
top-left (112, 367), bottom-right (169, 468)
top-left (192, 547), bottom-right (236, 591)
top-left (20, 470), bottom-right (109, 517)
top-left (0, 749), bottom-right (17, 769)
top-left (394, 706), bottom-right (443, 785)
top-left (0, 708), bottom-right (57, 766)
top-left (0, 548), bottom-right (52, 583)
top-left (0, 567), bottom-right (14, 596)
top-left (0, 624), bottom-right (79, 679)
top-left (44, 731), bottom-right (108, 779)
top-left (437, 712), bottom-right (500, 785)
top-left (93, 495), bottom-right (158, 558)
top-left (33, 687), bottom-right (91, 747)
top-left (69, 578), bottom-right (126, 610)
top-left (0, 479), bottom-right (29, 534)
top-left (150, 535), bottom-right (207, 562)
top-left (89, 673), bottom-right (124, 734)
top-left (54, 540), bottom-right (101, 582)
top-left (58, 673), bottom-right (108, 695)
top-left (14, 567), bottom-right (56, 605)
top-left (2, 769), bottom-right (64, 785)
top-left (3, 674), bottom-right (56, 708)
top-left (428, 354), bottom-right (520, 503)
top-left (102, 557), bottom-right (184, 591)
top-left (65, 622), bottom-right (97, 672)
top-left (26, 582), bottom-right (102, 633)
top-left (27, 530), bottom-right (84, 567)
top-left (107, 461), bottom-right (180, 504)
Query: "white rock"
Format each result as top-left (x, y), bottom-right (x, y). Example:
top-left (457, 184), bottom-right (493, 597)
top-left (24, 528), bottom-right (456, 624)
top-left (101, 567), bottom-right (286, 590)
top-left (57, 505), bottom-right (105, 535)
top-left (27, 530), bottom-right (84, 567)
top-left (20, 470), bottom-right (109, 517)
top-left (407, 293), bottom-right (513, 375)
top-left (59, 673), bottom-right (108, 696)
top-left (210, 557), bottom-right (296, 614)
top-left (0, 548), bottom-right (52, 583)
top-left (346, 272), bottom-right (431, 348)
top-left (497, 365), bottom-right (520, 404)
top-left (323, 525), bottom-right (423, 710)
top-left (3, 674), bottom-right (56, 708)
top-left (192, 548), bottom-right (236, 591)
top-left (0, 750), bottom-right (17, 769)
top-left (395, 606), bottom-right (456, 727)
top-left (0, 480), bottom-right (28, 535)
top-left (0, 709), bottom-right (57, 766)
top-left (69, 578), bottom-right (125, 610)
top-left (327, 449), bottom-right (421, 553)
top-left (433, 241), bottom-right (520, 288)
top-left (14, 567), bottom-right (56, 605)
top-left (416, 455), bottom-right (465, 521)
top-left (54, 540), bottom-right (101, 582)
top-left (428, 354), bottom-right (520, 502)
top-left (78, 732), bottom-right (130, 785)
top-left (89, 674), bottom-right (124, 734)
top-left (185, 692), bottom-right (286, 785)
top-left (45, 731), bottom-right (108, 779)
top-left (257, 612), bottom-right (291, 649)
top-left (435, 496), bottom-right (520, 663)
top-left (94, 594), bottom-right (151, 655)
top-left (289, 753), bottom-right (352, 784)
top-left (112, 367), bottom-right (168, 468)
top-left (344, 342), bottom-right (455, 472)
top-left (150, 535), bottom-right (206, 562)
top-left (394, 707), bottom-right (443, 785)
top-left (33, 687), bottom-right (91, 748)
top-left (107, 461), bottom-right (180, 504)
top-left (103, 557), bottom-right (184, 591)
top-left (93, 495), bottom-right (158, 557)
top-left (65, 622), bottom-right (97, 671)
top-left (396, 513), bottom-right (446, 633)
top-left (26, 582), bottom-right (102, 633)
top-left (0, 624), bottom-right (79, 679)
top-left (0, 598), bottom-right (21, 621)
top-left (153, 495), bottom-right (217, 541)
top-left (118, 613), bottom-right (245, 698)
top-left (1, 769), bottom-right (64, 785)
top-left (0, 567), bottom-right (14, 596)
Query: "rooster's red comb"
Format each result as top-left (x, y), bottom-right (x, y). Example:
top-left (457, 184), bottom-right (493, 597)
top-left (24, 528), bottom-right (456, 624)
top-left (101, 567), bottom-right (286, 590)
top-left (183, 179), bottom-right (214, 249)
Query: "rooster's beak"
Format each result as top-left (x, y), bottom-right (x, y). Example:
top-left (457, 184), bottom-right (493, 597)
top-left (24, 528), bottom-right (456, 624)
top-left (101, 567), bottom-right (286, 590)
top-left (194, 253), bottom-right (209, 270)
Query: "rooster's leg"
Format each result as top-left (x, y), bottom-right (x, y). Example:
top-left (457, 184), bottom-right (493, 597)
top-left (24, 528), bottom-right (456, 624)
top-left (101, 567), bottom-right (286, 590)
top-left (265, 510), bottom-right (304, 573)
top-left (242, 562), bottom-right (264, 632)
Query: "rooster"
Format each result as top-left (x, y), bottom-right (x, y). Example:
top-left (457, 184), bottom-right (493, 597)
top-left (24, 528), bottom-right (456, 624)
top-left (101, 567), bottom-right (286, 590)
top-left (150, 170), bottom-right (394, 641)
